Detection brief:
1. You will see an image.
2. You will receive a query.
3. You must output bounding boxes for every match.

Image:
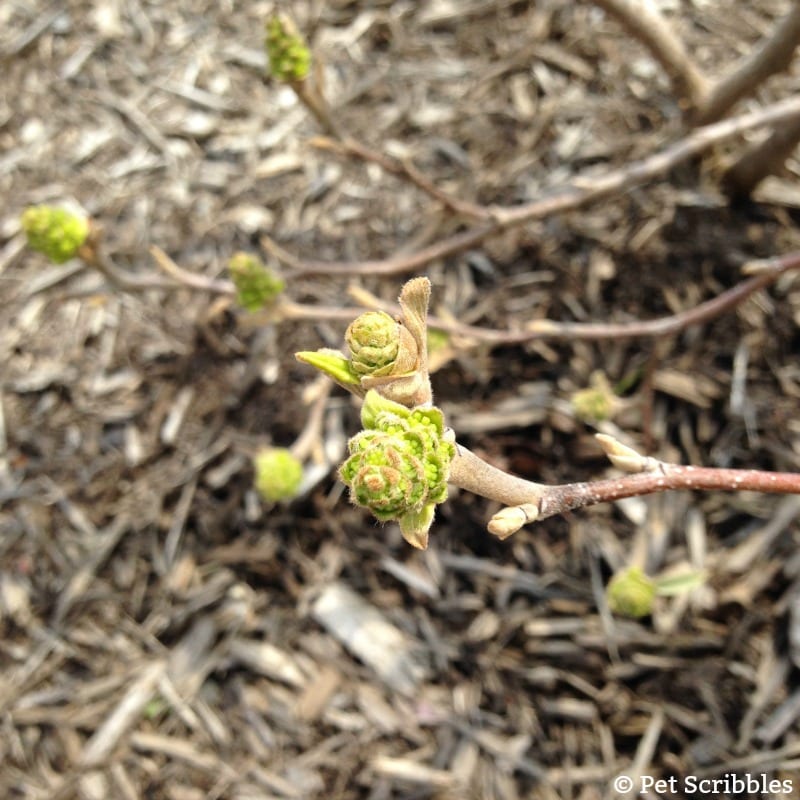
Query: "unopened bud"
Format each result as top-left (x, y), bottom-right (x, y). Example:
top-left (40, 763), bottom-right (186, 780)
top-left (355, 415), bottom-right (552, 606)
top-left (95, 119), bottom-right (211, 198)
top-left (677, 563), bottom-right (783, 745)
top-left (254, 448), bottom-right (303, 503)
top-left (606, 566), bottom-right (656, 618)
top-left (595, 434), bottom-right (657, 473)
top-left (265, 14), bottom-right (311, 82)
top-left (22, 205), bottom-right (89, 264)
top-left (228, 252), bottom-right (284, 311)
top-left (487, 503), bottom-right (539, 539)
top-left (571, 371), bottom-right (618, 423)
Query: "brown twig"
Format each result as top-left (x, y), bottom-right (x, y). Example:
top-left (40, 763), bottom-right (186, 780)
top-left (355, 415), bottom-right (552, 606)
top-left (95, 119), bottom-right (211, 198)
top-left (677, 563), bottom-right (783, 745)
top-left (589, 0), bottom-right (709, 111)
top-left (289, 376), bottom-right (333, 462)
top-left (74, 231), bottom-right (800, 353)
top-left (287, 68), bottom-right (484, 219)
top-left (350, 249), bottom-right (800, 345)
top-left (290, 78), bottom-right (347, 140)
top-left (311, 136), bottom-right (491, 220)
top-left (694, 5), bottom-right (800, 125)
top-left (449, 436), bottom-right (800, 539)
top-left (264, 95), bottom-right (800, 277)
top-left (78, 235), bottom-right (182, 293)
top-left (722, 112), bottom-right (800, 199)
top-left (149, 245), bottom-right (235, 295)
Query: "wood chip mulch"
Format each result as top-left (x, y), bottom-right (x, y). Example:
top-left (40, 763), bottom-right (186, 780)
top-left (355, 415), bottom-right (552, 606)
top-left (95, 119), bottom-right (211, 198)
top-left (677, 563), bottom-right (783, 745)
top-left (2, 2), bottom-right (800, 798)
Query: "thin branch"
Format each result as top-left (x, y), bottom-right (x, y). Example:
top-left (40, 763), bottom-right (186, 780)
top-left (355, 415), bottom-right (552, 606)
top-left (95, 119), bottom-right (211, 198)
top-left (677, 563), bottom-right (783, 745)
top-left (694, 5), bottom-right (800, 125)
top-left (265, 95), bottom-right (800, 277)
top-left (74, 234), bottom-right (800, 354)
top-left (350, 249), bottom-right (800, 344)
top-left (448, 439), bottom-right (800, 539)
top-left (287, 75), bottom-right (482, 218)
top-left (311, 136), bottom-right (491, 220)
top-left (289, 78), bottom-right (347, 140)
top-left (78, 240), bottom-right (183, 293)
top-left (589, 0), bottom-right (709, 111)
top-left (149, 246), bottom-right (235, 295)
top-left (289, 376), bottom-right (333, 462)
top-left (536, 465), bottom-right (800, 520)
top-left (722, 112), bottom-right (800, 199)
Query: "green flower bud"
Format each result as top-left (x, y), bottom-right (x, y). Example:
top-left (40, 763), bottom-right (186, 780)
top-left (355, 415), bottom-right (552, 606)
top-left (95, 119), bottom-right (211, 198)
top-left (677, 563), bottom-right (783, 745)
top-left (254, 448), bottom-right (303, 503)
top-left (606, 566), bottom-right (657, 618)
top-left (265, 14), bottom-right (311, 82)
top-left (571, 371), bottom-right (619, 423)
top-left (22, 205), bottom-right (89, 264)
top-left (346, 310), bottom-right (420, 381)
top-left (339, 390), bottom-right (454, 548)
top-left (228, 252), bottom-right (285, 311)
top-left (346, 311), bottom-right (401, 377)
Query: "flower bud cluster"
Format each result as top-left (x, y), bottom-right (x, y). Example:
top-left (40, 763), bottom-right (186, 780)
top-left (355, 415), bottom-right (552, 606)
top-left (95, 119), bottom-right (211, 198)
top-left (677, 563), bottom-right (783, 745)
top-left (265, 14), bottom-right (311, 82)
top-left (228, 252), bottom-right (285, 311)
top-left (22, 205), bottom-right (89, 264)
top-left (346, 311), bottom-right (402, 377)
top-left (339, 391), bottom-right (455, 548)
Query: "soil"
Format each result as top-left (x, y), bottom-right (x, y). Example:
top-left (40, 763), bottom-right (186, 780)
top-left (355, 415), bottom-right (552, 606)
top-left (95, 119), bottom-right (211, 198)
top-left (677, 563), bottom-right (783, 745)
top-left (2, 2), bottom-right (800, 799)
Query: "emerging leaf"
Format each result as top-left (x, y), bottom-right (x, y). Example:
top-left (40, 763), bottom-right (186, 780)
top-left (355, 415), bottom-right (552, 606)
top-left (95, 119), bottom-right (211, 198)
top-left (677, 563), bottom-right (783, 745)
top-left (295, 349), bottom-right (363, 393)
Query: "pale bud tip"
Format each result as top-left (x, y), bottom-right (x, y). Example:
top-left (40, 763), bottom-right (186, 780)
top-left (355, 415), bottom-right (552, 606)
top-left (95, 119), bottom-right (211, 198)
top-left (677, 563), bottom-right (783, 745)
top-left (595, 434), bottom-right (650, 473)
top-left (488, 503), bottom-right (538, 539)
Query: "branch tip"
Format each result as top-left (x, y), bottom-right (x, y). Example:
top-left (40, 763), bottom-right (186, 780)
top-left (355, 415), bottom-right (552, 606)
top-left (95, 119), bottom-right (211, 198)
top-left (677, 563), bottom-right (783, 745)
top-left (488, 503), bottom-right (539, 539)
top-left (595, 434), bottom-right (655, 473)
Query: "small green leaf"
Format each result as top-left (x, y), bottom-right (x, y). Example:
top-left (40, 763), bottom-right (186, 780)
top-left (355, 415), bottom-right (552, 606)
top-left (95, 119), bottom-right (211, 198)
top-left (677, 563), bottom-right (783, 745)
top-left (296, 349), bottom-right (361, 388)
top-left (228, 252), bottom-right (285, 311)
top-left (399, 503), bottom-right (435, 550)
top-left (426, 328), bottom-right (449, 354)
top-left (571, 371), bottom-right (618, 423)
top-left (360, 388), bottom-right (410, 429)
top-left (654, 570), bottom-right (707, 597)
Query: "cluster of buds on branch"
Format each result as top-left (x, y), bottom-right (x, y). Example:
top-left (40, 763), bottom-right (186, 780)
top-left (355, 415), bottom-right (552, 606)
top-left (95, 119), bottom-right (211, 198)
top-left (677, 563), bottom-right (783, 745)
top-left (297, 277), bottom-right (800, 616)
top-left (297, 278), bottom-right (442, 547)
top-left (19, 205), bottom-right (800, 615)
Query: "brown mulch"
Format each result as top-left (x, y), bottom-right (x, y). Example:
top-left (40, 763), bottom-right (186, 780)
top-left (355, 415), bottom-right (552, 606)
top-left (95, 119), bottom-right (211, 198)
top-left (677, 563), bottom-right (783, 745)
top-left (2, 1), bottom-right (800, 799)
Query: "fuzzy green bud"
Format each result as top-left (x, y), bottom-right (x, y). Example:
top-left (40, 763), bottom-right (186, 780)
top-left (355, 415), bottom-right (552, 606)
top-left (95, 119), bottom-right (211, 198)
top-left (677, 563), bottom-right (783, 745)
top-left (571, 371), bottom-right (619, 423)
top-left (607, 566), bottom-right (657, 618)
top-left (254, 448), bottom-right (303, 503)
top-left (339, 390), bottom-right (454, 548)
top-left (228, 252), bottom-right (285, 311)
top-left (346, 311), bottom-right (402, 377)
top-left (22, 205), bottom-right (89, 264)
top-left (346, 310), bottom-right (419, 382)
top-left (265, 14), bottom-right (311, 82)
